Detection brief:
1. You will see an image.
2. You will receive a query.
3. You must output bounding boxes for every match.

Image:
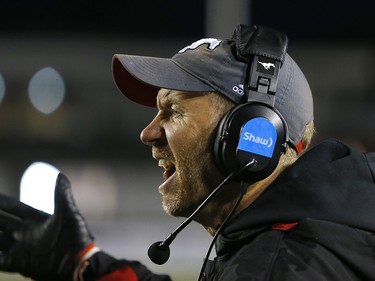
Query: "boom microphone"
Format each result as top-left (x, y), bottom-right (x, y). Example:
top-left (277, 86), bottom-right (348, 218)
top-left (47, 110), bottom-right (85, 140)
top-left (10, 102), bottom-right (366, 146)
top-left (147, 159), bottom-right (257, 265)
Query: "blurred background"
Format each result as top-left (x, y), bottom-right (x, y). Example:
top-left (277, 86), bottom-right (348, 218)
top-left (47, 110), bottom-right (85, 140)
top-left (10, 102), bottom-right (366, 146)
top-left (0, 0), bottom-right (374, 280)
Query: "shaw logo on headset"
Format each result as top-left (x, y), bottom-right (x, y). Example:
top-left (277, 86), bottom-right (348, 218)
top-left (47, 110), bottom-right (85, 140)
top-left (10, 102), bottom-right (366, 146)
top-left (237, 117), bottom-right (277, 158)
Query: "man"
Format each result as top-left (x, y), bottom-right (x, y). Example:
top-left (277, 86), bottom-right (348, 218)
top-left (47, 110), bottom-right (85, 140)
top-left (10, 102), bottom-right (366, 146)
top-left (0, 24), bottom-right (374, 281)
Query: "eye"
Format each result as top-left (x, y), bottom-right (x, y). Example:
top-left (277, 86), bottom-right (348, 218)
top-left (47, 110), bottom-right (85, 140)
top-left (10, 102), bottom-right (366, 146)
top-left (158, 106), bottom-right (182, 123)
top-left (170, 105), bottom-right (183, 118)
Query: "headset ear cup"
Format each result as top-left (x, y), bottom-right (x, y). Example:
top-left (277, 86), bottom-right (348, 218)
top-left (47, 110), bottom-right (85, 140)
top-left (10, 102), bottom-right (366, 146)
top-left (214, 103), bottom-right (287, 182)
top-left (213, 109), bottom-right (232, 174)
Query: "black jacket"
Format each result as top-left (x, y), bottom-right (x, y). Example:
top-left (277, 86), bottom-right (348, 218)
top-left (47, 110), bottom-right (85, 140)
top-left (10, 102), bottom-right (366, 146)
top-left (203, 139), bottom-right (375, 280)
top-left (85, 139), bottom-right (375, 280)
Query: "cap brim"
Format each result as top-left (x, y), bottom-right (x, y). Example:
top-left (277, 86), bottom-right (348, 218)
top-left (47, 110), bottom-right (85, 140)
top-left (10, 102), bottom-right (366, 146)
top-left (112, 54), bottom-right (214, 107)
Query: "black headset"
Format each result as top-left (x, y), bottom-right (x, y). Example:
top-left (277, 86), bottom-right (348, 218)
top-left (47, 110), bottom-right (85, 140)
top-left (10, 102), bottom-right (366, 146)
top-left (214, 25), bottom-right (289, 183)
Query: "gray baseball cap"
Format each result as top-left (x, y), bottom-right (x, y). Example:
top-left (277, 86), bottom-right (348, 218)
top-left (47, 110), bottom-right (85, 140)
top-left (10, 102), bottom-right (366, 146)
top-left (112, 26), bottom-right (314, 148)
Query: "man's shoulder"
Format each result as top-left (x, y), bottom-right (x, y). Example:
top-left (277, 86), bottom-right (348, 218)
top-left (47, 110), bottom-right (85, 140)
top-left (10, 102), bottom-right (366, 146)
top-left (218, 218), bottom-right (375, 280)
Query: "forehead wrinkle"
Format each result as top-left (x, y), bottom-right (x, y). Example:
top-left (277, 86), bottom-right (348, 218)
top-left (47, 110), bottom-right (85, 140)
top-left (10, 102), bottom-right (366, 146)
top-left (157, 89), bottom-right (186, 109)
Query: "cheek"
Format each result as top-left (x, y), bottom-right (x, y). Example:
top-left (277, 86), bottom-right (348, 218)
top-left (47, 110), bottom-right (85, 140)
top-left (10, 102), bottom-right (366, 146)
top-left (166, 123), bottom-right (196, 148)
top-left (165, 117), bottom-right (217, 155)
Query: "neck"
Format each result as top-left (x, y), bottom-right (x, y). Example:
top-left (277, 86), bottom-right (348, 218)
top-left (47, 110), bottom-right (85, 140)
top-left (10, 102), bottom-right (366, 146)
top-left (238, 168), bottom-right (282, 216)
top-left (202, 168), bottom-right (283, 236)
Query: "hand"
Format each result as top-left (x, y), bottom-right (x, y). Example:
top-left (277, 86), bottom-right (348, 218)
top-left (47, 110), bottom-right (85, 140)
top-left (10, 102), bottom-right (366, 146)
top-left (0, 173), bottom-right (94, 281)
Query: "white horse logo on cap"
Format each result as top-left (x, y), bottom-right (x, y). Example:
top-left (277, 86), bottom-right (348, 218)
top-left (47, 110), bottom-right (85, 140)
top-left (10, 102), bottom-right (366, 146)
top-left (179, 38), bottom-right (222, 53)
top-left (258, 61), bottom-right (275, 70)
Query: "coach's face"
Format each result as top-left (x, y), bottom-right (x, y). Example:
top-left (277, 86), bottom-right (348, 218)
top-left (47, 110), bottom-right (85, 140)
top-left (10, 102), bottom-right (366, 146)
top-left (140, 89), bottom-right (231, 224)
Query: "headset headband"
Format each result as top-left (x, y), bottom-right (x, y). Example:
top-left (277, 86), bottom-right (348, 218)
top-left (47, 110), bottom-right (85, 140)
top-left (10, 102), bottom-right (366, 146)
top-left (232, 25), bottom-right (288, 106)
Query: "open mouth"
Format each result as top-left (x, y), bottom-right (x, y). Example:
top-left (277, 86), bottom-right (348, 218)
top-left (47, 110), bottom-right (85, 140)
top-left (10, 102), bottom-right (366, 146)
top-left (158, 159), bottom-right (176, 181)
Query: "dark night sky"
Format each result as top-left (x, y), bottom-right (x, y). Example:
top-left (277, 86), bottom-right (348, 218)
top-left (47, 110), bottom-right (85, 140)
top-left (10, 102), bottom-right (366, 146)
top-left (0, 0), bottom-right (374, 42)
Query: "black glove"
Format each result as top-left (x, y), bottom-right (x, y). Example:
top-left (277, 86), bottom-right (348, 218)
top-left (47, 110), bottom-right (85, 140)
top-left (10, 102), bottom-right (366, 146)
top-left (0, 173), bottom-right (94, 281)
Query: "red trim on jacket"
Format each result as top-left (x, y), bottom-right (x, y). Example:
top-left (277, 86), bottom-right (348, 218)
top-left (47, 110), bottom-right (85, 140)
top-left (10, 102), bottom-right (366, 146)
top-left (272, 222), bottom-right (298, 231)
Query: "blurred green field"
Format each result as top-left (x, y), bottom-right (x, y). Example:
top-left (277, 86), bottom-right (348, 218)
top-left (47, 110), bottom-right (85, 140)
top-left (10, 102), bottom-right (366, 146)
top-left (0, 273), bottom-right (30, 281)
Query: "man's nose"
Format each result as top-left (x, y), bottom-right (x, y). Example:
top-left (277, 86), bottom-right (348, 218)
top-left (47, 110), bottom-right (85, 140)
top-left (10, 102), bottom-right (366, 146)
top-left (140, 116), bottom-right (164, 146)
